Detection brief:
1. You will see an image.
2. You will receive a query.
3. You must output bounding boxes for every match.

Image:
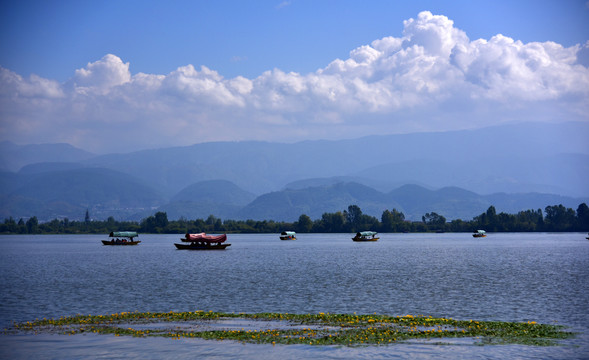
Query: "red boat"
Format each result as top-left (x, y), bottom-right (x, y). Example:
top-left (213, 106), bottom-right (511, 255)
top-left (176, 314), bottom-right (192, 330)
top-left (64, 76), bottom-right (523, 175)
top-left (174, 233), bottom-right (231, 250)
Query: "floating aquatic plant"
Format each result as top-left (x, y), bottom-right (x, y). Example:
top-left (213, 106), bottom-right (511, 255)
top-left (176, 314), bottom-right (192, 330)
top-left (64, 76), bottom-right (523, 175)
top-left (8, 311), bottom-right (574, 347)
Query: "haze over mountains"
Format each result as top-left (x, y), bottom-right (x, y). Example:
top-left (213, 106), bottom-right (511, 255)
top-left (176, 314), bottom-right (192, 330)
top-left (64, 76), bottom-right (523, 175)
top-left (0, 122), bottom-right (587, 222)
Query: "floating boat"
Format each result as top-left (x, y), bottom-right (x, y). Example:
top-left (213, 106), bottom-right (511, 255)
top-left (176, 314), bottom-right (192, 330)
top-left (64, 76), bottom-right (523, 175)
top-left (174, 233), bottom-right (231, 250)
top-left (472, 230), bottom-right (487, 238)
top-left (102, 231), bottom-right (140, 245)
top-left (280, 231), bottom-right (297, 240)
top-left (352, 231), bottom-right (379, 242)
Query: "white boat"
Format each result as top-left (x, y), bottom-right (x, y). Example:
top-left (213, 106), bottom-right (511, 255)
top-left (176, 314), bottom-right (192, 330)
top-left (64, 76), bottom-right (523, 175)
top-left (280, 231), bottom-right (296, 240)
top-left (102, 231), bottom-right (140, 245)
top-left (352, 231), bottom-right (379, 242)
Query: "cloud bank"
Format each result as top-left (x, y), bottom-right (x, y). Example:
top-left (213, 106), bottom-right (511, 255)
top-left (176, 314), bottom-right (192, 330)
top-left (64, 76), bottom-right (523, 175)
top-left (1, 11), bottom-right (588, 153)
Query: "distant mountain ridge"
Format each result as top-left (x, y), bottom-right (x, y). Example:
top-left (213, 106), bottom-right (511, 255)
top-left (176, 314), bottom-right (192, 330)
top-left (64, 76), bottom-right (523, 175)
top-left (0, 121), bottom-right (587, 221)
top-left (237, 182), bottom-right (395, 222)
top-left (0, 142), bottom-right (95, 172)
top-left (1, 121), bottom-right (587, 197)
top-left (0, 168), bottom-right (165, 221)
top-left (232, 182), bottom-right (588, 222)
top-left (1, 171), bottom-right (585, 222)
top-left (159, 180), bottom-right (256, 220)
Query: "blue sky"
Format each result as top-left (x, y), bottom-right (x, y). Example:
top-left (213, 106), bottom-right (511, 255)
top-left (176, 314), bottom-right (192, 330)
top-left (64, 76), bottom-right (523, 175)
top-left (1, 0), bottom-right (588, 153)
top-left (2, 0), bottom-right (588, 81)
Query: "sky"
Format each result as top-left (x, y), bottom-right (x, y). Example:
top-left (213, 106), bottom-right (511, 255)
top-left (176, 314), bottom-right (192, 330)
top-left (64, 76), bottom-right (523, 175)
top-left (1, 0), bottom-right (588, 154)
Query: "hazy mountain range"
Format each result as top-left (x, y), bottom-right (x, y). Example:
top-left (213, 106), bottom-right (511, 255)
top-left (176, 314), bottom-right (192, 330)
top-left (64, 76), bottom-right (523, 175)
top-left (0, 121), bottom-right (587, 222)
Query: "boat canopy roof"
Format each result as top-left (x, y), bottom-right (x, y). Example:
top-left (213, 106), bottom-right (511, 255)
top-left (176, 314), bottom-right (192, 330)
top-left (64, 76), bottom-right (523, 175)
top-left (281, 231), bottom-right (296, 236)
top-left (110, 231), bottom-right (138, 238)
top-left (183, 233), bottom-right (227, 243)
top-left (475, 230), bottom-right (486, 234)
top-left (356, 231), bottom-right (377, 237)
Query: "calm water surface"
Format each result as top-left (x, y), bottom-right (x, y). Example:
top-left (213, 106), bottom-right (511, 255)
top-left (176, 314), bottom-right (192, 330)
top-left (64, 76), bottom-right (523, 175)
top-left (1, 233), bottom-right (588, 359)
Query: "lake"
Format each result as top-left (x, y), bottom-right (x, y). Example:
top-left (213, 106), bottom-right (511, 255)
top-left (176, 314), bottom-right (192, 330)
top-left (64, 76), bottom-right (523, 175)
top-left (1, 233), bottom-right (588, 359)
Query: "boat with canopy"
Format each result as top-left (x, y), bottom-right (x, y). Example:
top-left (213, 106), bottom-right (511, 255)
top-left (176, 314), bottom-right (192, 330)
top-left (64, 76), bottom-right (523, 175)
top-left (102, 231), bottom-right (140, 245)
top-left (280, 231), bottom-right (296, 240)
top-left (352, 231), bottom-right (379, 241)
top-left (174, 233), bottom-right (231, 250)
top-left (472, 230), bottom-right (487, 238)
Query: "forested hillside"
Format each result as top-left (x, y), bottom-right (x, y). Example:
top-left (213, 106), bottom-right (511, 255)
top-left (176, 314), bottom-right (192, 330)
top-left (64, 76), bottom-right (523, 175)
top-left (3, 202), bottom-right (587, 235)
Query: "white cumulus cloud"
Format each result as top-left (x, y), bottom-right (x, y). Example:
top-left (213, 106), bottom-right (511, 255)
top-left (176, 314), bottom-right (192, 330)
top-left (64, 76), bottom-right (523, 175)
top-left (69, 54), bottom-right (131, 95)
top-left (0, 11), bottom-right (588, 153)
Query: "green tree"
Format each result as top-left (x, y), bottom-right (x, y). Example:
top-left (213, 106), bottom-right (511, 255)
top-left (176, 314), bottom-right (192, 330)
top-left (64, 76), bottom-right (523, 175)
top-left (154, 211), bottom-right (169, 228)
top-left (545, 204), bottom-right (576, 231)
top-left (205, 215), bottom-right (217, 226)
top-left (448, 219), bottom-right (469, 232)
top-left (17, 218), bottom-right (26, 233)
top-left (422, 212), bottom-right (446, 229)
top-left (294, 214), bottom-right (313, 233)
top-left (485, 206), bottom-right (498, 231)
top-left (514, 209), bottom-right (540, 231)
top-left (26, 216), bottom-right (39, 234)
top-left (576, 203), bottom-right (589, 230)
top-left (7, 201), bottom-right (589, 235)
top-left (381, 209), bottom-right (405, 232)
top-left (2, 217), bottom-right (18, 233)
top-left (319, 212), bottom-right (346, 232)
top-left (473, 206), bottom-right (499, 231)
top-left (139, 211), bottom-right (170, 233)
top-left (345, 205), bottom-right (362, 223)
top-left (344, 205), bottom-right (363, 232)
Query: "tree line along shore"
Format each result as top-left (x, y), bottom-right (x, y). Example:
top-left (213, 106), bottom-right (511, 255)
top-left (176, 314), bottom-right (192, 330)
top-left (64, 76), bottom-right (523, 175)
top-left (2, 204), bottom-right (588, 235)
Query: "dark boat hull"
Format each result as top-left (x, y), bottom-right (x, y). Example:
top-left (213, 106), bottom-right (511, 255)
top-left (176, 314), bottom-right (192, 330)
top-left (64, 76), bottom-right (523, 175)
top-left (352, 238), bottom-right (379, 242)
top-left (102, 240), bottom-right (141, 245)
top-left (174, 243), bottom-right (231, 250)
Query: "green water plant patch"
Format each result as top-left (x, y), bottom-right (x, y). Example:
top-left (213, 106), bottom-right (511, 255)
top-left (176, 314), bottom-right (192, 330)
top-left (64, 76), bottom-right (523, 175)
top-left (9, 311), bottom-right (574, 346)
